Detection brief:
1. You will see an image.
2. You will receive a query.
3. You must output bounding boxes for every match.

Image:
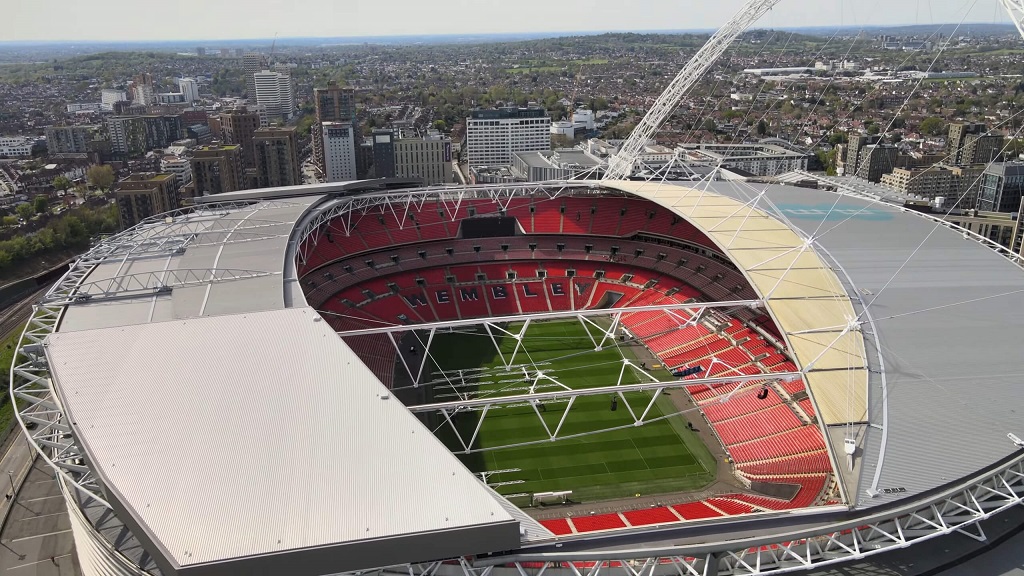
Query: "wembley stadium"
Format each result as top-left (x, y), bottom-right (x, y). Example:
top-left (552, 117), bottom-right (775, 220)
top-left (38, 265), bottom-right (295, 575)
top-left (11, 1), bottom-right (1024, 574)
top-left (10, 175), bottom-right (1024, 576)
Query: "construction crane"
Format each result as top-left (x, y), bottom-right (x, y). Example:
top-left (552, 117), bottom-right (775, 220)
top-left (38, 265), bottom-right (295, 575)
top-left (566, 63), bottom-right (585, 124)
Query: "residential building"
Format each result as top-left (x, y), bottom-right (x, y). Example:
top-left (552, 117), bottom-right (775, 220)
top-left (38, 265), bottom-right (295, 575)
top-left (857, 144), bottom-right (899, 183)
top-left (253, 70), bottom-right (294, 120)
top-left (101, 89), bottom-right (128, 112)
top-left (160, 155), bottom-right (192, 188)
top-left (313, 82), bottom-right (357, 176)
top-left (114, 172), bottom-right (179, 229)
top-left (221, 106), bottom-right (261, 170)
top-left (842, 133), bottom-right (882, 178)
top-left (465, 107), bottom-right (551, 167)
top-left (131, 73), bottom-right (156, 106)
top-left (157, 92), bottom-right (186, 105)
top-left (679, 143), bottom-right (810, 176)
top-left (253, 126), bottom-right (300, 188)
top-left (177, 78), bottom-right (199, 103)
top-left (242, 52), bottom-right (266, 101)
top-left (45, 125), bottom-right (99, 154)
top-left (189, 144), bottom-right (244, 196)
top-left (947, 123), bottom-right (1004, 165)
top-left (880, 164), bottom-right (985, 208)
top-left (943, 208), bottom-right (1024, 255)
top-left (321, 122), bottom-right (357, 182)
top-left (0, 137), bottom-right (34, 158)
top-left (977, 162), bottom-right (1024, 213)
top-left (371, 130), bottom-right (396, 178)
top-left (106, 115), bottom-right (182, 157)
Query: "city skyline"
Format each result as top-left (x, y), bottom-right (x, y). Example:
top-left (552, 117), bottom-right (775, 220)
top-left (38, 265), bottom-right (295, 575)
top-left (6, 0), bottom-right (1007, 43)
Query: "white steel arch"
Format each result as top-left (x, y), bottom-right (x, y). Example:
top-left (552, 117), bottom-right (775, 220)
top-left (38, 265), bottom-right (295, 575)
top-left (1003, 0), bottom-right (1024, 38)
top-left (603, 0), bottom-right (783, 180)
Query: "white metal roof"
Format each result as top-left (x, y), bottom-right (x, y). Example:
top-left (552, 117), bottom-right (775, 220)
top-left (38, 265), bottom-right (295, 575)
top-left (47, 306), bottom-right (517, 572)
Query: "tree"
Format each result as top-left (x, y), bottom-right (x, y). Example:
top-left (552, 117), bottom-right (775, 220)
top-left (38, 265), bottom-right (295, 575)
top-left (33, 196), bottom-right (48, 214)
top-left (1, 216), bottom-right (17, 227)
top-left (52, 175), bottom-right (71, 193)
top-left (920, 117), bottom-right (945, 137)
top-left (433, 119), bottom-right (448, 132)
top-left (16, 203), bottom-right (34, 220)
top-left (86, 164), bottom-right (115, 192)
top-left (756, 119), bottom-right (768, 137)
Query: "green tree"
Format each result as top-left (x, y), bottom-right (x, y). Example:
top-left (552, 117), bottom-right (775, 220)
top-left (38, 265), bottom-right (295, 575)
top-left (919, 117), bottom-right (945, 137)
top-left (756, 119), bottom-right (768, 137)
top-left (433, 119), bottom-right (448, 131)
top-left (86, 164), bottom-right (115, 191)
top-left (33, 195), bottom-right (48, 214)
top-left (16, 203), bottom-right (34, 220)
top-left (1, 215), bottom-right (17, 226)
top-left (52, 175), bottom-right (72, 193)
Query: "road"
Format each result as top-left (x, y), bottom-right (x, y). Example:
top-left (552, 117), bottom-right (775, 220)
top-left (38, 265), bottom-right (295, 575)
top-left (0, 287), bottom-right (46, 341)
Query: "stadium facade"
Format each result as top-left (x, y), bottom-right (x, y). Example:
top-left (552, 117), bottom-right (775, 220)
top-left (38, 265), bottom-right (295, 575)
top-left (11, 176), bottom-right (1024, 576)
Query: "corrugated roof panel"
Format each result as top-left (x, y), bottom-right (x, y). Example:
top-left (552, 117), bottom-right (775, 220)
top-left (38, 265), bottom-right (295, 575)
top-left (47, 307), bottom-right (516, 568)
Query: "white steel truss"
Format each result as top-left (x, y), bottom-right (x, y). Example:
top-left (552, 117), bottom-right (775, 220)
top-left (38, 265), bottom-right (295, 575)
top-left (294, 182), bottom-right (604, 268)
top-left (602, 0), bottom-right (783, 180)
top-left (46, 268), bottom-right (279, 304)
top-left (338, 455), bottom-right (1024, 576)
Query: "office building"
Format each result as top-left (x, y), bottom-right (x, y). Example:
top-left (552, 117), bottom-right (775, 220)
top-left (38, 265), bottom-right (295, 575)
top-left (880, 164), bottom-right (984, 208)
top-left (221, 106), bottom-right (261, 170)
top-left (114, 172), bottom-right (179, 229)
top-left (45, 125), bottom-right (99, 154)
top-left (242, 52), bottom-right (266, 101)
top-left (189, 144), bottom-right (244, 196)
top-left (253, 126), bottom-right (301, 188)
top-left (131, 73), bottom-right (156, 106)
top-left (253, 70), bottom-right (294, 121)
top-left (465, 107), bottom-right (551, 167)
top-left (0, 137), bottom-right (34, 158)
top-left (679, 143), bottom-right (811, 177)
top-left (322, 122), bottom-right (357, 182)
top-left (177, 78), bottom-right (200, 103)
top-left (977, 162), bottom-right (1024, 213)
top-left (393, 134), bottom-right (454, 185)
top-left (157, 92), bottom-right (186, 104)
top-left (512, 149), bottom-right (604, 182)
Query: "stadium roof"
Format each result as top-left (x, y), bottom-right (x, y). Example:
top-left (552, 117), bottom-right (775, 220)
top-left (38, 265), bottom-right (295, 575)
top-left (37, 178), bottom-right (1024, 573)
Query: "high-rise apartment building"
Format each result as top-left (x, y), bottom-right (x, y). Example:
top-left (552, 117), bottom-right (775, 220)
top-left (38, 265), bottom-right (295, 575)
top-left (313, 82), bottom-right (357, 176)
top-left (107, 115), bottom-right (182, 157)
top-left (253, 126), bottom-right (301, 188)
top-left (880, 164), bottom-right (984, 208)
top-left (948, 123), bottom-right (1004, 165)
top-left (856, 144), bottom-right (899, 183)
top-left (253, 70), bottom-right (295, 121)
top-left (242, 52), bottom-right (266, 101)
top-left (466, 107), bottom-right (551, 167)
top-left (395, 134), bottom-right (454, 185)
top-left (101, 89), bottom-right (128, 112)
top-left (190, 144), bottom-right (244, 196)
top-left (114, 172), bottom-right (179, 229)
top-left (977, 162), bottom-right (1024, 212)
top-left (322, 122), bottom-right (357, 182)
top-left (45, 125), bottom-right (99, 154)
top-left (371, 130), bottom-right (396, 178)
top-left (177, 78), bottom-right (199, 103)
top-left (843, 133), bottom-right (882, 178)
top-left (131, 73), bottom-right (156, 106)
top-left (221, 106), bottom-right (261, 171)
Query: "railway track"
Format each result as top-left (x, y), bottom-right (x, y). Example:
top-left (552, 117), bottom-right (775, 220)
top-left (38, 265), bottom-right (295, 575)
top-left (0, 286), bottom-right (49, 342)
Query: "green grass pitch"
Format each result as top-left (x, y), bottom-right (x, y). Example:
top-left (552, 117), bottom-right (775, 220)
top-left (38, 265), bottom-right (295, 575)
top-left (424, 319), bottom-right (717, 504)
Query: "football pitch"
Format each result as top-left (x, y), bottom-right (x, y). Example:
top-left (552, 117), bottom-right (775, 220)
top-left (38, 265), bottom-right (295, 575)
top-left (423, 319), bottom-right (717, 503)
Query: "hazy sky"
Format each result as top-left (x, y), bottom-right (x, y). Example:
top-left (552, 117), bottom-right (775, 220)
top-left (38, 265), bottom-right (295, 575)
top-left (6, 0), bottom-right (1009, 42)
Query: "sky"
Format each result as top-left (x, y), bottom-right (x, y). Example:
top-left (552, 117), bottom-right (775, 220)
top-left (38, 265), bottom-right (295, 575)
top-left (5, 0), bottom-right (1011, 43)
